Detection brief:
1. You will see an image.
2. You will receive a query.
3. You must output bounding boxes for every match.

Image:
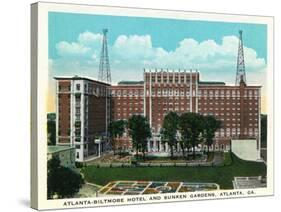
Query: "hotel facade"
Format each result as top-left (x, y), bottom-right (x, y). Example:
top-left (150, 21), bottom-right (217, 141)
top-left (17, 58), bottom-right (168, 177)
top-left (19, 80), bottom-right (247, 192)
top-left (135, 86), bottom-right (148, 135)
top-left (110, 69), bottom-right (261, 153)
top-left (55, 69), bottom-right (261, 161)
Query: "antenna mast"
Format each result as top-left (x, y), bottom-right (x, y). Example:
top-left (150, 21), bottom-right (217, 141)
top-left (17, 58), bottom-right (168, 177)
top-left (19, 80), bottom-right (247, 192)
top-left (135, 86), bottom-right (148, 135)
top-left (98, 29), bottom-right (111, 83)
top-left (235, 30), bottom-right (246, 85)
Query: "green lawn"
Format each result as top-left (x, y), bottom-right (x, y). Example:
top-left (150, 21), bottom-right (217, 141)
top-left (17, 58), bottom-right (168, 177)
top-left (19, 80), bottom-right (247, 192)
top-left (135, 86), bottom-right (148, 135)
top-left (81, 154), bottom-right (266, 189)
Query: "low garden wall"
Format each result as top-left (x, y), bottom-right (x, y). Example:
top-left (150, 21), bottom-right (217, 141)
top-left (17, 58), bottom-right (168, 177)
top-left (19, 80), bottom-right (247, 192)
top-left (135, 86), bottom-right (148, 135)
top-left (89, 161), bottom-right (229, 168)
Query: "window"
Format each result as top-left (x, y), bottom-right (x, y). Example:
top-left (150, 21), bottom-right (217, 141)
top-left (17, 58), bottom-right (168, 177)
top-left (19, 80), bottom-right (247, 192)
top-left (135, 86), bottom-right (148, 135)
top-left (76, 84), bottom-right (80, 91)
top-left (215, 90), bottom-right (219, 96)
top-left (157, 90), bottom-right (161, 96)
top-left (134, 91), bottom-right (139, 97)
top-left (169, 76), bottom-right (173, 83)
top-left (169, 89), bottom-right (173, 96)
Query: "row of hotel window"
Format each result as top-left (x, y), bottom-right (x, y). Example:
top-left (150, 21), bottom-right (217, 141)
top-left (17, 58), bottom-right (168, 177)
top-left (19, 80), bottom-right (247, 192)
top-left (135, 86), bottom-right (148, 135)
top-left (149, 127), bottom-right (258, 136)
top-left (152, 119), bottom-right (258, 127)
top-left (145, 75), bottom-right (194, 84)
top-left (216, 128), bottom-right (259, 137)
top-left (111, 89), bottom-right (259, 97)
top-left (57, 121), bottom-right (259, 137)
top-left (59, 107), bottom-right (258, 117)
top-left (115, 106), bottom-right (258, 114)
top-left (145, 128), bottom-right (259, 137)
top-left (60, 84), bottom-right (259, 98)
top-left (59, 96), bottom-right (258, 109)
top-left (59, 83), bottom-right (107, 96)
top-left (115, 101), bottom-right (258, 106)
top-left (116, 112), bottom-right (258, 120)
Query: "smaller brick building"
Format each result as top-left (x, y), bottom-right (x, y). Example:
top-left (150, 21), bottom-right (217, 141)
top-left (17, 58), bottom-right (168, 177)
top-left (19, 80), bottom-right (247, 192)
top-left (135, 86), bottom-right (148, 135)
top-left (54, 76), bottom-right (111, 162)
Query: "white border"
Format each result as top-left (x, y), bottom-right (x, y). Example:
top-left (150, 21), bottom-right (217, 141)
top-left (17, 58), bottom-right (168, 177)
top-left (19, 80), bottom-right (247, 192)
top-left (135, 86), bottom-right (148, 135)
top-left (32, 2), bottom-right (274, 210)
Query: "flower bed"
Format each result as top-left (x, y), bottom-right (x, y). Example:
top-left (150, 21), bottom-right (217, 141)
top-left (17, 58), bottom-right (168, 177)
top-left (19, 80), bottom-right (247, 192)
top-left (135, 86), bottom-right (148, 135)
top-left (143, 188), bottom-right (158, 194)
top-left (178, 186), bottom-right (193, 192)
top-left (156, 186), bottom-right (172, 193)
top-left (149, 182), bottom-right (166, 188)
top-left (98, 180), bottom-right (219, 196)
top-left (106, 190), bottom-right (124, 195)
top-left (167, 182), bottom-right (181, 190)
top-left (99, 187), bottom-right (111, 193)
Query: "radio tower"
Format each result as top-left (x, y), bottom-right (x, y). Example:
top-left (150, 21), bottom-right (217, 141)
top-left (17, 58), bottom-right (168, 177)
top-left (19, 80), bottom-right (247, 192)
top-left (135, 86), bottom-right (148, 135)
top-left (235, 30), bottom-right (246, 85)
top-left (98, 29), bottom-right (111, 83)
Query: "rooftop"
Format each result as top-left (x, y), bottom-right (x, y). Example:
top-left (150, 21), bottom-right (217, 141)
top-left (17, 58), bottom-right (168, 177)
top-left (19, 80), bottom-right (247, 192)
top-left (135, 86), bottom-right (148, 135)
top-left (143, 68), bottom-right (199, 73)
top-left (118, 81), bottom-right (144, 85)
top-left (47, 145), bottom-right (74, 154)
top-left (115, 80), bottom-right (226, 86)
top-left (199, 81), bottom-right (226, 85)
top-left (54, 75), bottom-right (111, 86)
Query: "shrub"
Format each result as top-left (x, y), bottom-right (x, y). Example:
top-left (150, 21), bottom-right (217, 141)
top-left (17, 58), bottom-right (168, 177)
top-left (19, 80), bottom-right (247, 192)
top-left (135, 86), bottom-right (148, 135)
top-left (75, 162), bottom-right (83, 168)
top-left (131, 157), bottom-right (138, 166)
top-left (48, 156), bottom-right (84, 199)
top-left (118, 151), bottom-right (130, 157)
top-left (224, 151), bottom-right (232, 166)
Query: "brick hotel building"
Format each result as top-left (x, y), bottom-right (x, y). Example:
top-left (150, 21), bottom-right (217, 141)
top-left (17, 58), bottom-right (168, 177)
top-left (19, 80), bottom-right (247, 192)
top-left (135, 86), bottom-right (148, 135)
top-left (110, 69), bottom-right (261, 153)
top-left (55, 76), bottom-right (111, 162)
top-left (55, 70), bottom-right (261, 161)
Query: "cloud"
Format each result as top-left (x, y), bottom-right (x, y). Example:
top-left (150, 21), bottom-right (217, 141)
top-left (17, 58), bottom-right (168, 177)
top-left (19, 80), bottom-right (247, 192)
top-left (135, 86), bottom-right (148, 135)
top-left (112, 35), bottom-right (155, 60)
top-left (51, 31), bottom-right (266, 85)
top-left (78, 31), bottom-right (103, 46)
top-left (56, 31), bottom-right (102, 60)
top-left (56, 41), bottom-right (91, 57)
top-left (49, 31), bottom-right (267, 113)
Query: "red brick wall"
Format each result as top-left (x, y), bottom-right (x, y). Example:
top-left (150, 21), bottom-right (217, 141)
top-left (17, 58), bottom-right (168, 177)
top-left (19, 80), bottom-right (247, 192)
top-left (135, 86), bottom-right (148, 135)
top-left (88, 95), bottom-right (107, 135)
top-left (58, 81), bottom-right (71, 144)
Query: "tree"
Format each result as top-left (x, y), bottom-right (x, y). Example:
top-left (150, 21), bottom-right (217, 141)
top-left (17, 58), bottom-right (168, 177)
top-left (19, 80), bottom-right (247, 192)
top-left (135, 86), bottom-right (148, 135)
top-left (47, 113), bottom-right (56, 145)
top-left (261, 114), bottom-right (267, 148)
top-left (178, 114), bottom-right (192, 158)
top-left (108, 120), bottom-right (127, 154)
top-left (178, 131), bottom-right (193, 159)
top-left (202, 115), bottom-right (222, 152)
top-left (179, 113), bottom-right (204, 159)
top-left (160, 112), bottom-right (179, 158)
top-left (128, 115), bottom-right (151, 159)
top-left (47, 156), bottom-right (84, 199)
